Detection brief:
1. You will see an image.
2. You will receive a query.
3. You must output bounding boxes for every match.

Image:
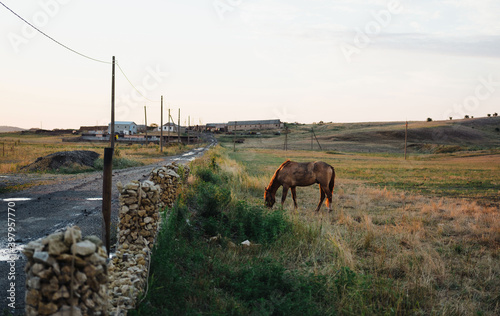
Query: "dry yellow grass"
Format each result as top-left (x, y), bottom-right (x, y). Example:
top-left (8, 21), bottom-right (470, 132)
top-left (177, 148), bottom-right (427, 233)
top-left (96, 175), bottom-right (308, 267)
top-left (220, 146), bottom-right (500, 315)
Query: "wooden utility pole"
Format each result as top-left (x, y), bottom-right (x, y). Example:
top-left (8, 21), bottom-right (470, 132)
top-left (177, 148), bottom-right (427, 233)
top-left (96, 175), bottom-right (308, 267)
top-left (311, 128), bottom-right (314, 150)
top-left (167, 108), bottom-right (171, 144)
top-left (188, 115), bottom-right (190, 144)
top-left (284, 125), bottom-right (288, 151)
top-left (110, 56), bottom-right (115, 148)
top-left (160, 95), bottom-right (163, 152)
top-left (102, 55), bottom-right (115, 255)
top-left (144, 106), bottom-right (148, 145)
top-left (404, 121), bottom-right (408, 160)
top-left (312, 128), bottom-right (322, 150)
top-left (233, 121), bottom-right (237, 152)
top-left (178, 108), bottom-right (181, 144)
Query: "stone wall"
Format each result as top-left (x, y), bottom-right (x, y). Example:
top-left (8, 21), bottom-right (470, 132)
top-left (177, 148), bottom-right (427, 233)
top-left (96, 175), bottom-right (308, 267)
top-left (23, 163), bottom-right (187, 315)
top-left (23, 226), bottom-right (108, 316)
top-left (149, 162), bottom-right (189, 208)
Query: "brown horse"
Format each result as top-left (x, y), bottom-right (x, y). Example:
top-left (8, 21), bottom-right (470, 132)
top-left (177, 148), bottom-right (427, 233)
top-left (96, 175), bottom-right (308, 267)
top-left (264, 160), bottom-right (335, 212)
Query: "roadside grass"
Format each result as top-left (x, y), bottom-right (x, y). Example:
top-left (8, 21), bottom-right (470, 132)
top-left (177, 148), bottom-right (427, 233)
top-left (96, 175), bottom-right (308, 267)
top-left (134, 146), bottom-right (499, 315)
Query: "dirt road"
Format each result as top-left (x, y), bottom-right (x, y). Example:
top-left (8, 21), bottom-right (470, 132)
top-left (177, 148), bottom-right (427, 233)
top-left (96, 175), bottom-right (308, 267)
top-left (0, 143), bottom-right (213, 314)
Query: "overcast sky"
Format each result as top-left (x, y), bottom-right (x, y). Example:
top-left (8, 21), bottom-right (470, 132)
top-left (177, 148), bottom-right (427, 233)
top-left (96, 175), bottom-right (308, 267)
top-left (1, 0), bottom-right (499, 129)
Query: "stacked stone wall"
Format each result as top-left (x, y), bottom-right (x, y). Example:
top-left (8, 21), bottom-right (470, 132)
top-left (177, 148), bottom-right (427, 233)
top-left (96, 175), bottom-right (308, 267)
top-left (23, 226), bottom-right (108, 316)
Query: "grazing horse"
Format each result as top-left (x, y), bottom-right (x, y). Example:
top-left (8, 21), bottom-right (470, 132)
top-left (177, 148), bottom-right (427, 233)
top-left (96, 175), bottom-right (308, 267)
top-left (264, 160), bottom-right (335, 212)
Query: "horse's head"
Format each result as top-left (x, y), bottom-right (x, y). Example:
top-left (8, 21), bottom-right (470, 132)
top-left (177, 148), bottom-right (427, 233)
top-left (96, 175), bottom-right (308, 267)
top-left (264, 188), bottom-right (275, 208)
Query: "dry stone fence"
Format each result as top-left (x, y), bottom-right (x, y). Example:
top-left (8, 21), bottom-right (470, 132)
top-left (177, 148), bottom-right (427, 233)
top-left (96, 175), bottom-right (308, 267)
top-left (23, 226), bottom-right (108, 315)
top-left (23, 162), bottom-right (188, 315)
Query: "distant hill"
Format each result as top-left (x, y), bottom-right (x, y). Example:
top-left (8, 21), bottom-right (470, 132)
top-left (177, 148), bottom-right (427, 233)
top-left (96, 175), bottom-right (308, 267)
top-left (0, 126), bottom-right (26, 133)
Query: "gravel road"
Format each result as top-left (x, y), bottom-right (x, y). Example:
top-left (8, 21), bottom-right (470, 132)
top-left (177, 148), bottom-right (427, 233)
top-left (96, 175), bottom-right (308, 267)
top-left (0, 142), bottom-right (213, 315)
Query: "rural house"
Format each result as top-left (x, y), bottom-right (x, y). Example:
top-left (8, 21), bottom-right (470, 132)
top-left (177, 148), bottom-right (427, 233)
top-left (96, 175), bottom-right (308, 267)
top-left (109, 121), bottom-right (138, 135)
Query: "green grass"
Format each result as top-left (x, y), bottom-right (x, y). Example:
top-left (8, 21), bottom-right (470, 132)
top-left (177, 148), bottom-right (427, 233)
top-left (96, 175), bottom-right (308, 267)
top-left (132, 148), bottom-right (434, 315)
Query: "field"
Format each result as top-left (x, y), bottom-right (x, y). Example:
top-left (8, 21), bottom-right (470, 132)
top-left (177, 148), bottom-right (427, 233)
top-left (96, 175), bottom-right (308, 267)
top-left (0, 132), bottom-right (197, 192)
top-left (135, 140), bottom-right (499, 315)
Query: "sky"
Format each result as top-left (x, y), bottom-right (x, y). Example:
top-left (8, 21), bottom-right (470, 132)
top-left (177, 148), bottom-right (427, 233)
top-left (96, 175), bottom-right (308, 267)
top-left (1, 0), bottom-right (499, 130)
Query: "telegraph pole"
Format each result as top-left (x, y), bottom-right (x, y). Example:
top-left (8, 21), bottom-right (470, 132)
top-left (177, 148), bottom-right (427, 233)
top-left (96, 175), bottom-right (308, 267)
top-left (404, 121), bottom-right (408, 160)
top-left (178, 108), bottom-right (181, 144)
top-left (110, 56), bottom-right (115, 148)
top-left (144, 106), bottom-right (148, 146)
top-left (188, 115), bottom-right (190, 144)
top-left (167, 108), bottom-right (171, 144)
top-left (102, 55), bottom-right (115, 255)
top-left (160, 95), bottom-right (163, 152)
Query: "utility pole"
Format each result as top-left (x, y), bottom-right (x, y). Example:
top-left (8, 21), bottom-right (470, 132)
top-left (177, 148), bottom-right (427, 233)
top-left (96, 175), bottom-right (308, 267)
top-left (110, 56), bottom-right (115, 148)
top-left (312, 128), bottom-right (322, 150)
top-left (167, 107), bottom-right (171, 144)
top-left (144, 106), bottom-right (148, 146)
top-left (160, 96), bottom-right (163, 152)
top-left (233, 121), bottom-right (237, 152)
top-left (178, 108), bottom-right (181, 144)
top-left (311, 127), bottom-right (313, 150)
top-left (188, 115), bottom-right (190, 145)
top-left (404, 120), bottom-right (408, 160)
top-left (284, 125), bottom-right (288, 151)
top-left (102, 55), bottom-right (115, 255)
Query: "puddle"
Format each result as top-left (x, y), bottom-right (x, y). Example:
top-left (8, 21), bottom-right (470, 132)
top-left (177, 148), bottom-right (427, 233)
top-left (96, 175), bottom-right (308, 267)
top-left (86, 198), bottom-right (102, 201)
top-left (1, 198), bottom-right (33, 202)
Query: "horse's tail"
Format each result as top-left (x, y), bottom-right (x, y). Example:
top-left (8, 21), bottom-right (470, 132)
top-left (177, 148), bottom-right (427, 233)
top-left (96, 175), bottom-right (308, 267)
top-left (329, 165), bottom-right (335, 193)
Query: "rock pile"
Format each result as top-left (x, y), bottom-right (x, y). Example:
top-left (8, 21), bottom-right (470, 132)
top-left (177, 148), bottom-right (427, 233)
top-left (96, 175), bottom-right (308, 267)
top-left (107, 243), bottom-right (150, 314)
top-left (23, 226), bottom-right (108, 316)
top-left (116, 180), bottom-right (161, 248)
top-left (149, 162), bottom-right (188, 208)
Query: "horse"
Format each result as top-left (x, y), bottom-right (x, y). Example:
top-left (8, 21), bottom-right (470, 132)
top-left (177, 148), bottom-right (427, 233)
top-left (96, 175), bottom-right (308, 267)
top-left (264, 160), bottom-right (335, 212)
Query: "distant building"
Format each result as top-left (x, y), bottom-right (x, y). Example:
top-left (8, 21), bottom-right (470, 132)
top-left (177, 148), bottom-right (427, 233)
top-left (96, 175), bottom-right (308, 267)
top-left (79, 126), bottom-right (108, 134)
top-left (227, 119), bottom-right (283, 131)
top-left (109, 121), bottom-right (138, 135)
top-left (206, 123), bottom-right (227, 132)
top-left (158, 122), bottom-right (183, 133)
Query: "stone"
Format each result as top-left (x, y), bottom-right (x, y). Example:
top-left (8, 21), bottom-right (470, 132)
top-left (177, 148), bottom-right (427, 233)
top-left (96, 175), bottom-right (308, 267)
top-left (25, 288), bottom-right (41, 306)
top-left (33, 251), bottom-right (50, 264)
top-left (26, 276), bottom-right (41, 289)
top-left (38, 302), bottom-right (58, 315)
top-left (84, 235), bottom-right (103, 248)
top-left (48, 238), bottom-right (69, 255)
top-left (71, 240), bottom-right (96, 256)
top-left (64, 226), bottom-right (82, 246)
top-left (53, 306), bottom-right (83, 316)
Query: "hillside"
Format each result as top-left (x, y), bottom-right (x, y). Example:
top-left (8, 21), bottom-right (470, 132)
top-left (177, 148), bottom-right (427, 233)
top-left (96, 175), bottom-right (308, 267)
top-left (222, 117), bottom-right (500, 153)
top-left (0, 126), bottom-right (25, 133)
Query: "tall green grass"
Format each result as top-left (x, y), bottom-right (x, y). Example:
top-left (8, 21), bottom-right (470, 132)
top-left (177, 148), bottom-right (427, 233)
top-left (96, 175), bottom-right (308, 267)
top-left (132, 148), bottom-right (425, 315)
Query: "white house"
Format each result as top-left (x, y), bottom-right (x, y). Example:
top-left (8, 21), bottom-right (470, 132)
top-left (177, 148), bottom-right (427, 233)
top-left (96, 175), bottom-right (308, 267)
top-left (158, 122), bottom-right (181, 133)
top-left (108, 121), bottom-right (138, 135)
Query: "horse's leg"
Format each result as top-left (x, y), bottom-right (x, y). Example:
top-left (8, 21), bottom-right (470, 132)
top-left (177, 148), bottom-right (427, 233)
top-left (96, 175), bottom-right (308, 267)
top-left (281, 185), bottom-right (289, 208)
top-left (290, 187), bottom-right (298, 210)
top-left (318, 182), bottom-right (333, 212)
top-left (315, 186), bottom-right (326, 212)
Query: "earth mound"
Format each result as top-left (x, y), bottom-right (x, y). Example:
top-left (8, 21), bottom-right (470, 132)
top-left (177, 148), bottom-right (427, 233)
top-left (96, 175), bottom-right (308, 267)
top-left (22, 150), bottom-right (100, 172)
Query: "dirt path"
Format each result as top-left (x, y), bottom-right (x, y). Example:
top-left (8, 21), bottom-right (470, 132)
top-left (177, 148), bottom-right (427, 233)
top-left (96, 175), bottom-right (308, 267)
top-left (0, 142), bottom-right (213, 314)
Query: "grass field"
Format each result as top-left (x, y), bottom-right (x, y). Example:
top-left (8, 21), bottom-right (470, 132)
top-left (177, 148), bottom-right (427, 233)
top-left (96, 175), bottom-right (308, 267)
top-left (135, 145), bottom-right (499, 315)
top-left (0, 132), bottom-right (194, 174)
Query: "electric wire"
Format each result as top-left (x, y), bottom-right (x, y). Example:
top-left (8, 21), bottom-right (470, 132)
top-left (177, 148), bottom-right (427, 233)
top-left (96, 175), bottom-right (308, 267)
top-left (0, 1), bottom-right (111, 64)
top-left (1, 1), bottom-right (161, 104)
top-left (116, 61), bottom-right (160, 103)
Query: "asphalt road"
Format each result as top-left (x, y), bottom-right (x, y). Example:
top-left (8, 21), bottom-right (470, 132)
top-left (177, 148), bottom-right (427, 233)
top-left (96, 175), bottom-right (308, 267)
top-left (0, 142), bottom-right (213, 315)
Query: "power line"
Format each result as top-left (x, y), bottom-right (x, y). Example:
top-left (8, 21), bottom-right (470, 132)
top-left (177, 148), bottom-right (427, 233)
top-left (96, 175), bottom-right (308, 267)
top-left (1, 1), bottom-right (161, 104)
top-left (0, 1), bottom-right (110, 64)
top-left (116, 61), bottom-right (160, 103)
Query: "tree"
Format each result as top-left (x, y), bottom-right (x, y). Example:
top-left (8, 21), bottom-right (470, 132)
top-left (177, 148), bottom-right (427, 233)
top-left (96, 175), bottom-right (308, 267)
top-left (427, 117), bottom-right (433, 122)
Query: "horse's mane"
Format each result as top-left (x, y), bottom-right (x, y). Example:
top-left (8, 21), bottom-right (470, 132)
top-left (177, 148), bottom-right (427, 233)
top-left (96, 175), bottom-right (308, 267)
top-left (266, 159), bottom-right (291, 191)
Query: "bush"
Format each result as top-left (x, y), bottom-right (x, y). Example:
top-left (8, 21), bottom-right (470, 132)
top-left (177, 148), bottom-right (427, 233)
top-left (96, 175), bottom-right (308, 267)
top-left (228, 201), bottom-right (290, 244)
